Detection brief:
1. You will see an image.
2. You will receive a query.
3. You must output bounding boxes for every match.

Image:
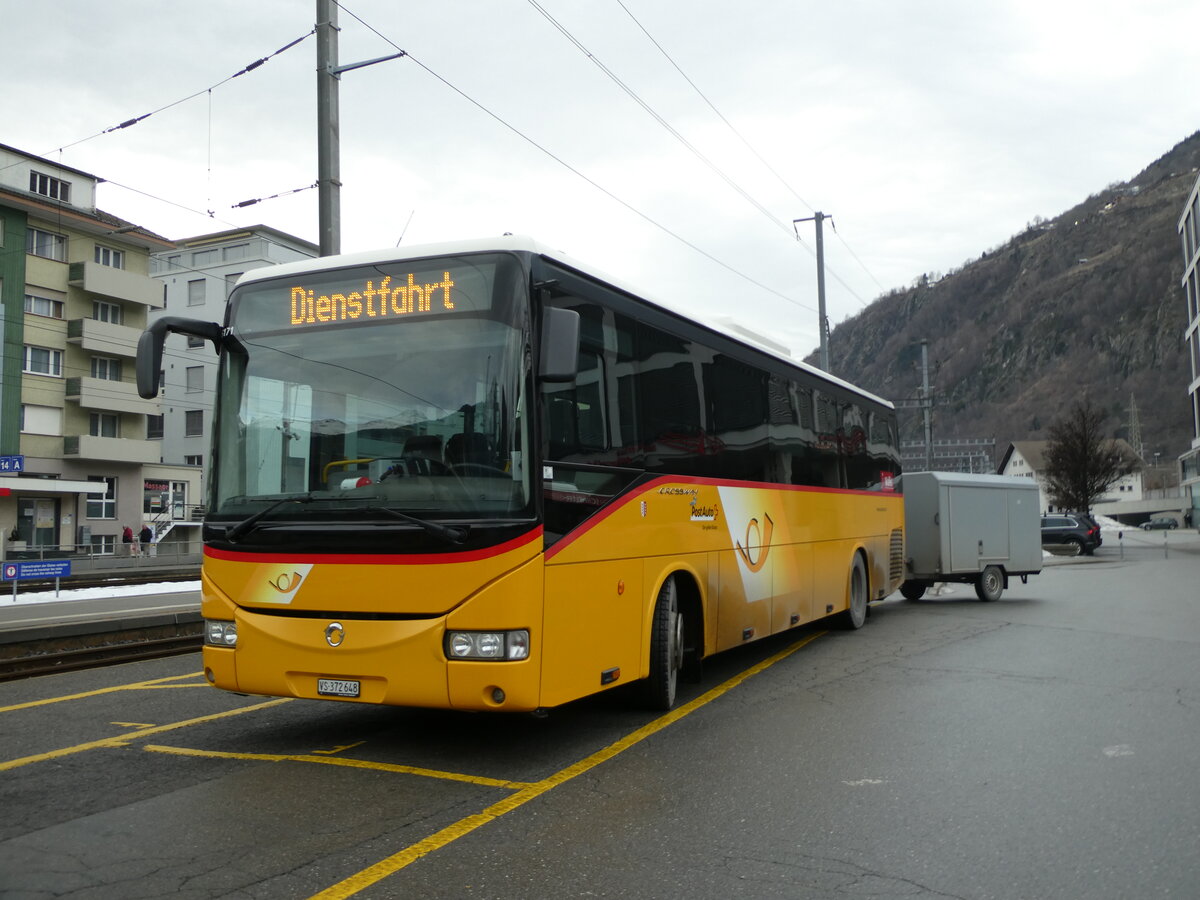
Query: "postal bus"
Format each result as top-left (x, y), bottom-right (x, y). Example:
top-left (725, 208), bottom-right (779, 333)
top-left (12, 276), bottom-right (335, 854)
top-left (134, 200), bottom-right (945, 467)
top-left (137, 236), bottom-right (904, 712)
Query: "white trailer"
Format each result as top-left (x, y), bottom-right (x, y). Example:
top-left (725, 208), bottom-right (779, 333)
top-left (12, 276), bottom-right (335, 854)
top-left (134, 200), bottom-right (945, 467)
top-left (898, 472), bottom-right (1042, 602)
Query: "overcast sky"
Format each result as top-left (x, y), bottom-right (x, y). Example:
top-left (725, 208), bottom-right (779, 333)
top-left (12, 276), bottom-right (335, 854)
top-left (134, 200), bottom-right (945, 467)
top-left (6, 1), bottom-right (1200, 357)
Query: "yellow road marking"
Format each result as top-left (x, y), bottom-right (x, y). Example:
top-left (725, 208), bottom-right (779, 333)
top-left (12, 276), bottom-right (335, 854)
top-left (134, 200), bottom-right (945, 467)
top-left (0, 698), bottom-right (292, 772)
top-left (310, 631), bottom-right (825, 899)
top-left (143, 744), bottom-right (535, 789)
top-left (112, 722), bottom-right (156, 728)
top-left (0, 672), bottom-right (203, 714)
top-left (312, 742), bottom-right (367, 755)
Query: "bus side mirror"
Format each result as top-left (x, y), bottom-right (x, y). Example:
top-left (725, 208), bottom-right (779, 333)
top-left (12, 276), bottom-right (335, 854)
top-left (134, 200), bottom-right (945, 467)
top-left (540, 307), bottom-right (580, 383)
top-left (136, 317), bottom-right (225, 398)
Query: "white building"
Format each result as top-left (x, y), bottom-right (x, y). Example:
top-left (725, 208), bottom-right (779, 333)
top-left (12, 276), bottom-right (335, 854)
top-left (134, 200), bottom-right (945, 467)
top-left (998, 440), bottom-right (1144, 514)
top-left (1176, 174), bottom-right (1200, 526)
top-left (149, 227), bottom-right (317, 473)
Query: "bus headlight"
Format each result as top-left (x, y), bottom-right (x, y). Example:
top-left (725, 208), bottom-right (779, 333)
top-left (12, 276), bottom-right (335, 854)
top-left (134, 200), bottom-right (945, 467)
top-left (205, 620), bottom-right (238, 647)
top-left (445, 630), bottom-right (529, 661)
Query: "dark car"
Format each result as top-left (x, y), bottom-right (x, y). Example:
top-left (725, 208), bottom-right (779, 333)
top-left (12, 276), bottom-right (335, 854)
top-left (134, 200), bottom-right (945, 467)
top-left (1041, 514), bottom-right (1102, 555)
top-left (1141, 516), bottom-right (1178, 531)
top-left (1072, 512), bottom-right (1103, 549)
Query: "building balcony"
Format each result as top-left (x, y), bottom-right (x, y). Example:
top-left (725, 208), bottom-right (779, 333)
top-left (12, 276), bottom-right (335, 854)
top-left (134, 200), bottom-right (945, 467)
top-left (65, 376), bottom-right (160, 416)
top-left (68, 260), bottom-right (164, 308)
top-left (66, 318), bottom-right (142, 358)
top-left (63, 434), bottom-right (160, 465)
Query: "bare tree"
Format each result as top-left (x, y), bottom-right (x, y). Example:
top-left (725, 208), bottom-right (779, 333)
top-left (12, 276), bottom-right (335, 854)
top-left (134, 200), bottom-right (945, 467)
top-left (1043, 400), bottom-right (1128, 512)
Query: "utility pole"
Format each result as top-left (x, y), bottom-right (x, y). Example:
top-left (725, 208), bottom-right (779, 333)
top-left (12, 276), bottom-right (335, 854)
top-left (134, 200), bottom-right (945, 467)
top-left (920, 339), bottom-right (933, 471)
top-left (794, 213), bottom-right (831, 371)
top-left (316, 0), bottom-right (340, 257)
top-left (315, 0), bottom-right (405, 257)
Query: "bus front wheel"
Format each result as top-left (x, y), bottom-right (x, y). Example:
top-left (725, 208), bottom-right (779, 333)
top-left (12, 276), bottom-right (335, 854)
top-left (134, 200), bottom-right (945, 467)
top-left (645, 576), bottom-right (683, 711)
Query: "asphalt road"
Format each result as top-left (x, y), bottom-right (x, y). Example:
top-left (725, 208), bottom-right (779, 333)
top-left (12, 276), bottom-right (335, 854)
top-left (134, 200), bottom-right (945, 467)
top-left (1, 531), bottom-right (1197, 899)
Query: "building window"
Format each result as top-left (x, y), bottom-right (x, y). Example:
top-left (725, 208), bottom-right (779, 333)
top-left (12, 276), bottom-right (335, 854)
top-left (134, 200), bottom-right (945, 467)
top-left (186, 366), bottom-right (204, 392)
top-left (30, 170), bottom-right (71, 203)
top-left (90, 412), bottom-right (120, 438)
top-left (89, 534), bottom-right (116, 555)
top-left (24, 294), bottom-right (64, 319)
top-left (188, 279), bottom-right (206, 306)
top-left (20, 404), bottom-right (62, 435)
top-left (93, 300), bottom-right (122, 324)
top-left (87, 476), bottom-right (117, 519)
top-left (91, 357), bottom-right (122, 381)
top-left (186, 335), bottom-right (205, 349)
top-left (223, 243), bottom-right (249, 262)
top-left (26, 227), bottom-right (66, 261)
top-left (147, 415), bottom-right (164, 440)
top-left (23, 345), bottom-right (63, 376)
top-left (94, 245), bottom-right (125, 269)
top-left (185, 410), bottom-right (204, 436)
top-left (225, 272), bottom-right (242, 299)
top-left (192, 249), bottom-right (219, 266)
top-left (185, 454), bottom-right (204, 466)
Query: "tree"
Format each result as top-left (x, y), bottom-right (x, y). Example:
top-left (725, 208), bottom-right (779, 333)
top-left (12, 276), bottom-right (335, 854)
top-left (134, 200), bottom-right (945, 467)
top-left (1042, 400), bottom-right (1129, 512)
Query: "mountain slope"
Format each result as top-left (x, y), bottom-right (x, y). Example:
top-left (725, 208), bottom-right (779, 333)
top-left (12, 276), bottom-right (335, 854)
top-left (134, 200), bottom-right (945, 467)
top-left (812, 131), bottom-right (1200, 460)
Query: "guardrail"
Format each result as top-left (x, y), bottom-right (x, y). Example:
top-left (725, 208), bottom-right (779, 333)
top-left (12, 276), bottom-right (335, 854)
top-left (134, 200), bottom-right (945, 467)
top-left (0, 540), bottom-right (201, 574)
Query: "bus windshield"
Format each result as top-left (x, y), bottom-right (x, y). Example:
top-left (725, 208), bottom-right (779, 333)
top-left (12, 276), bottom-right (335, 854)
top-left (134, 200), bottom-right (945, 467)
top-left (210, 253), bottom-right (532, 530)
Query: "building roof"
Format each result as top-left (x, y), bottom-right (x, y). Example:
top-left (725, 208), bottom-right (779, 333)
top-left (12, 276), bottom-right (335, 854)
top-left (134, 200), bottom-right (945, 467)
top-left (999, 439), bottom-right (1143, 473)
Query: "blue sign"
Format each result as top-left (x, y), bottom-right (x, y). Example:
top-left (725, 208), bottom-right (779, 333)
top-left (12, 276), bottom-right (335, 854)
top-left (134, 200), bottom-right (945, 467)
top-left (0, 455), bottom-right (24, 473)
top-left (3, 559), bottom-right (72, 581)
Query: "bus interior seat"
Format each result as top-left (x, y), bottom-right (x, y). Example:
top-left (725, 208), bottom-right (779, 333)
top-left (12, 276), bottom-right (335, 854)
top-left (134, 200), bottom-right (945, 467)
top-left (446, 433), bottom-right (493, 468)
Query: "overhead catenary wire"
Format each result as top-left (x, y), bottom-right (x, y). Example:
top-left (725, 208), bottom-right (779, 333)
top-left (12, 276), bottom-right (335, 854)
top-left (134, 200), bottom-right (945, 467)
top-left (333, 1), bottom-right (820, 319)
top-left (613, 0), bottom-right (887, 302)
top-left (23, 30), bottom-right (316, 165)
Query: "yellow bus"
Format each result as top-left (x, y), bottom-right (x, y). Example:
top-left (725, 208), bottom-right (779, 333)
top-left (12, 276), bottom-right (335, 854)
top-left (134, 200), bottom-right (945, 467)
top-left (137, 237), bottom-right (904, 712)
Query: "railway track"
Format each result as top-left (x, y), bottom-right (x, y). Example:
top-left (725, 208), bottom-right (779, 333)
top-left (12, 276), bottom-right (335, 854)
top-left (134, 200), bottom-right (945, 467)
top-left (0, 568), bottom-right (203, 682)
top-left (0, 623), bottom-right (202, 682)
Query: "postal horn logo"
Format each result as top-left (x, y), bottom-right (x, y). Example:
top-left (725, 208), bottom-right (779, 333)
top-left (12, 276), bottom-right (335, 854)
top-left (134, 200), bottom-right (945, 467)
top-left (269, 571), bottom-right (306, 594)
top-left (735, 513), bottom-right (774, 573)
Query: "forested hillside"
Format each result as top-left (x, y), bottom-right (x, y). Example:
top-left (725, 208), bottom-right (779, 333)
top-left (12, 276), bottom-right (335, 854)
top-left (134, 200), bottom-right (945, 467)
top-left (810, 131), bottom-right (1200, 460)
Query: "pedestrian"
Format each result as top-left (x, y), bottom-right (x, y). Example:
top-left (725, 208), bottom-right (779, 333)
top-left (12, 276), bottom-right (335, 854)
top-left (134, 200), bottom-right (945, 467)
top-left (122, 524), bottom-right (134, 556)
top-left (1185, 510), bottom-right (1193, 529)
top-left (139, 523), bottom-right (152, 546)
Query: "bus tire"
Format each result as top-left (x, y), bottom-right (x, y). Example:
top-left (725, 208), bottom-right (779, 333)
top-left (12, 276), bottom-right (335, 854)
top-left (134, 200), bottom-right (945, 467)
top-left (644, 576), bottom-right (683, 711)
top-left (839, 554), bottom-right (869, 630)
top-left (975, 565), bottom-right (1004, 602)
top-left (900, 580), bottom-right (927, 601)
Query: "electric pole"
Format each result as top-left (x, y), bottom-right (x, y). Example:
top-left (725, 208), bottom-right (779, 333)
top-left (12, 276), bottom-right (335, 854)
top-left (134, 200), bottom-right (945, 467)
top-left (316, 0), bottom-right (340, 257)
top-left (315, 0), bottom-right (404, 257)
top-left (794, 213), bottom-right (831, 371)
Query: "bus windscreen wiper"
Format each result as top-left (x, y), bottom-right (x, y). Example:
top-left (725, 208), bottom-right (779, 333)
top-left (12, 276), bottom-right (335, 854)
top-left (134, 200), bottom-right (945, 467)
top-left (225, 494), bottom-right (313, 543)
top-left (368, 506), bottom-right (469, 545)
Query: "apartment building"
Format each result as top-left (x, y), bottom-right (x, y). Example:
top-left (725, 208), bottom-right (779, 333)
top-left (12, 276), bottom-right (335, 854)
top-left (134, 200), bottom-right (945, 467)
top-left (149, 226), bottom-right (316, 471)
top-left (1177, 174), bottom-right (1200, 525)
top-left (0, 144), bottom-right (200, 555)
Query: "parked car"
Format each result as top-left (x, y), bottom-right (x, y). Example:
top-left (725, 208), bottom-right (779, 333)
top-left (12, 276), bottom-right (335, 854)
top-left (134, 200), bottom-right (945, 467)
top-left (1071, 512), bottom-right (1103, 549)
top-left (1041, 514), bottom-right (1102, 555)
top-left (1141, 516), bottom-right (1178, 531)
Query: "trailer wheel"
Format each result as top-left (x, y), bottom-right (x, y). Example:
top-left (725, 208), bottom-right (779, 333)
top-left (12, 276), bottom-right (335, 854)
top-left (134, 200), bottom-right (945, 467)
top-left (900, 581), bottom-right (927, 601)
top-left (975, 565), bottom-right (1004, 602)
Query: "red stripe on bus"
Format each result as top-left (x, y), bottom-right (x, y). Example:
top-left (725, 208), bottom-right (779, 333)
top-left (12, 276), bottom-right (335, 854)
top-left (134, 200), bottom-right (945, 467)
top-left (204, 526), bottom-right (543, 565)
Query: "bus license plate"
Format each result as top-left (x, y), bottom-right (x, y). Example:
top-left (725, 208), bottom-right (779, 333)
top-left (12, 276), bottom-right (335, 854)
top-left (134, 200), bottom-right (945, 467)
top-left (317, 678), bottom-right (360, 698)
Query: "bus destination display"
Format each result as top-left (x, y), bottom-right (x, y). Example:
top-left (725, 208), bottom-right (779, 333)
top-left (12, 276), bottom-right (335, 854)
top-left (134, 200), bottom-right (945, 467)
top-left (290, 271), bottom-right (456, 326)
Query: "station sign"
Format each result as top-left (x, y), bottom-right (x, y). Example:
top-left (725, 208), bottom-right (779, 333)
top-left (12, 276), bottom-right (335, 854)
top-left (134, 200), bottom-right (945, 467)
top-left (3, 559), bottom-right (72, 581)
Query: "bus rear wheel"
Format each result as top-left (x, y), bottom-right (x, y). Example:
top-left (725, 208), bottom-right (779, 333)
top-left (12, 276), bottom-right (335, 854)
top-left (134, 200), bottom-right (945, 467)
top-left (839, 554), bottom-right (869, 630)
top-left (645, 576), bottom-right (683, 711)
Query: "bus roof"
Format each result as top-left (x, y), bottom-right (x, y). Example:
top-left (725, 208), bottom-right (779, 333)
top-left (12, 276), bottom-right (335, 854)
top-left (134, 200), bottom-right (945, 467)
top-left (234, 235), bottom-right (894, 410)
